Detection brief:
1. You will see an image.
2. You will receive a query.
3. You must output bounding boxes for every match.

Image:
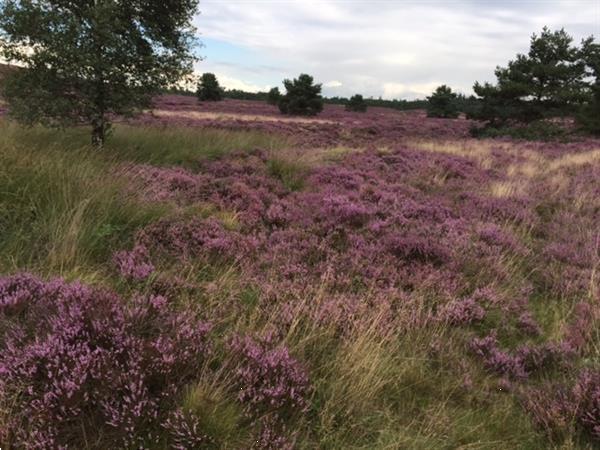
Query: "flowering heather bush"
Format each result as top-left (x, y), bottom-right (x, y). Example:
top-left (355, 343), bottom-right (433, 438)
top-left (113, 243), bottom-right (155, 280)
top-left (162, 409), bottom-right (212, 449)
top-left (517, 311), bottom-right (542, 336)
top-left (229, 333), bottom-right (310, 416)
top-left (469, 332), bottom-right (570, 380)
top-left (562, 302), bottom-right (597, 353)
top-left (524, 369), bottom-right (600, 441)
top-left (439, 296), bottom-right (486, 325)
top-left (573, 369), bottom-right (600, 439)
top-left (136, 216), bottom-right (258, 262)
top-left (0, 273), bottom-right (211, 448)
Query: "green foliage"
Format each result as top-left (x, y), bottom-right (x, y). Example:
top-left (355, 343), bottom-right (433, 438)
top-left (472, 27), bottom-right (593, 127)
top-left (470, 120), bottom-right (569, 141)
top-left (267, 157), bottom-right (308, 191)
top-left (0, 120), bottom-right (289, 274)
top-left (0, 0), bottom-right (199, 146)
top-left (278, 73), bottom-right (324, 116)
top-left (197, 72), bottom-right (224, 102)
top-left (267, 87), bottom-right (281, 105)
top-left (577, 85), bottom-right (600, 135)
top-left (576, 39), bottom-right (600, 134)
top-left (345, 94), bottom-right (368, 112)
top-left (426, 85), bottom-right (459, 118)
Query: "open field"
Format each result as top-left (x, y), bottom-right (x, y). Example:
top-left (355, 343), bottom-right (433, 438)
top-left (1, 97), bottom-right (599, 448)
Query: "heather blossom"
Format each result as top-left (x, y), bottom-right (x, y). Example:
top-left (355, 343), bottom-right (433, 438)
top-left (229, 333), bottom-right (310, 416)
top-left (0, 273), bottom-right (211, 448)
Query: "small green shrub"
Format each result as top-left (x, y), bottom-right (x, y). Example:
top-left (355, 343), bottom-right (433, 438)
top-left (426, 85), bottom-right (459, 118)
top-left (470, 120), bottom-right (569, 141)
top-left (197, 73), bottom-right (224, 102)
top-left (346, 94), bottom-right (367, 112)
top-left (278, 74), bottom-right (323, 116)
top-left (267, 87), bottom-right (281, 106)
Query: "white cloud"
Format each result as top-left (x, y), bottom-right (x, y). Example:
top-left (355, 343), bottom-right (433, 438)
top-left (324, 80), bottom-right (343, 88)
top-left (194, 0), bottom-right (600, 99)
top-left (382, 82), bottom-right (441, 98)
top-left (216, 74), bottom-right (270, 93)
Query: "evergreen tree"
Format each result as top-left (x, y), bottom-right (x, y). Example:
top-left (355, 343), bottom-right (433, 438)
top-left (197, 73), bottom-right (223, 101)
top-left (278, 74), bottom-right (323, 116)
top-left (472, 28), bottom-right (591, 126)
top-left (267, 87), bottom-right (281, 105)
top-left (426, 85), bottom-right (459, 118)
top-left (577, 38), bottom-right (600, 134)
top-left (346, 94), bottom-right (367, 112)
top-left (0, 0), bottom-right (199, 147)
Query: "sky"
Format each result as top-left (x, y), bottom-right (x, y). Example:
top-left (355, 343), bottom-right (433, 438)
top-left (192, 0), bottom-right (600, 99)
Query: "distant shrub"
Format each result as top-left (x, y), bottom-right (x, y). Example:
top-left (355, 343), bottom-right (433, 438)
top-left (278, 74), bottom-right (323, 116)
top-left (0, 273), bottom-right (212, 448)
top-left (345, 94), bottom-right (367, 112)
top-left (267, 87), bottom-right (281, 105)
top-left (426, 85), bottom-right (459, 118)
top-left (197, 72), bottom-right (223, 102)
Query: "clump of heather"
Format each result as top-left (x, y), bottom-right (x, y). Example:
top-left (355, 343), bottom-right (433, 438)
top-left (524, 369), bottom-right (600, 441)
top-left (439, 295), bottom-right (486, 325)
top-left (113, 243), bottom-right (155, 281)
top-left (252, 416), bottom-right (295, 450)
top-left (469, 332), bottom-right (570, 380)
top-left (229, 333), bottom-right (310, 416)
top-left (0, 273), bottom-right (211, 448)
top-left (572, 369), bottom-right (600, 439)
top-left (162, 409), bottom-right (212, 449)
top-left (517, 311), bottom-right (542, 336)
top-left (137, 216), bottom-right (258, 262)
top-left (563, 302), bottom-right (597, 353)
top-left (225, 332), bottom-right (308, 447)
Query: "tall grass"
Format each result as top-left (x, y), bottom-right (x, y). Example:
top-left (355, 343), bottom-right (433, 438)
top-left (0, 120), bottom-right (288, 278)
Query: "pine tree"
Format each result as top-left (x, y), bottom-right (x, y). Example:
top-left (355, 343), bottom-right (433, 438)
top-left (346, 94), bottom-right (367, 112)
top-left (267, 87), bottom-right (281, 105)
top-left (577, 38), bottom-right (600, 134)
top-left (472, 28), bottom-right (591, 126)
top-left (426, 85), bottom-right (459, 118)
top-left (278, 74), bottom-right (323, 116)
top-left (0, 0), bottom-right (199, 147)
top-left (196, 73), bottom-right (223, 102)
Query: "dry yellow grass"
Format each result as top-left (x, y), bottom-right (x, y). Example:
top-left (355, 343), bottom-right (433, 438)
top-left (548, 148), bottom-right (600, 170)
top-left (152, 109), bottom-right (337, 124)
top-left (406, 139), bottom-right (504, 170)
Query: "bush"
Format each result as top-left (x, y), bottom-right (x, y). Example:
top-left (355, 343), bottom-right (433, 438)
top-left (471, 28), bottom-right (593, 127)
top-left (470, 120), bottom-right (569, 141)
top-left (197, 72), bottom-right (223, 102)
top-left (345, 94), bottom-right (367, 112)
top-left (576, 84), bottom-right (600, 135)
top-left (267, 87), bottom-right (281, 105)
top-left (278, 74), bottom-right (323, 116)
top-left (0, 273), bottom-right (212, 448)
top-left (426, 85), bottom-right (459, 118)
top-left (524, 369), bottom-right (600, 441)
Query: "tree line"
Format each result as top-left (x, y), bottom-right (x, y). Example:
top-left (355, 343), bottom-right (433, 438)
top-left (0, 0), bottom-right (597, 145)
top-left (197, 27), bottom-right (599, 137)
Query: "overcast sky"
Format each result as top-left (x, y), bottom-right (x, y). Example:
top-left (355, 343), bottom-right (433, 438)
top-left (193, 0), bottom-right (600, 99)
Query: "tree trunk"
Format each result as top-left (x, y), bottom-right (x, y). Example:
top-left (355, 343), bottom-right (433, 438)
top-left (91, 115), bottom-right (106, 148)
